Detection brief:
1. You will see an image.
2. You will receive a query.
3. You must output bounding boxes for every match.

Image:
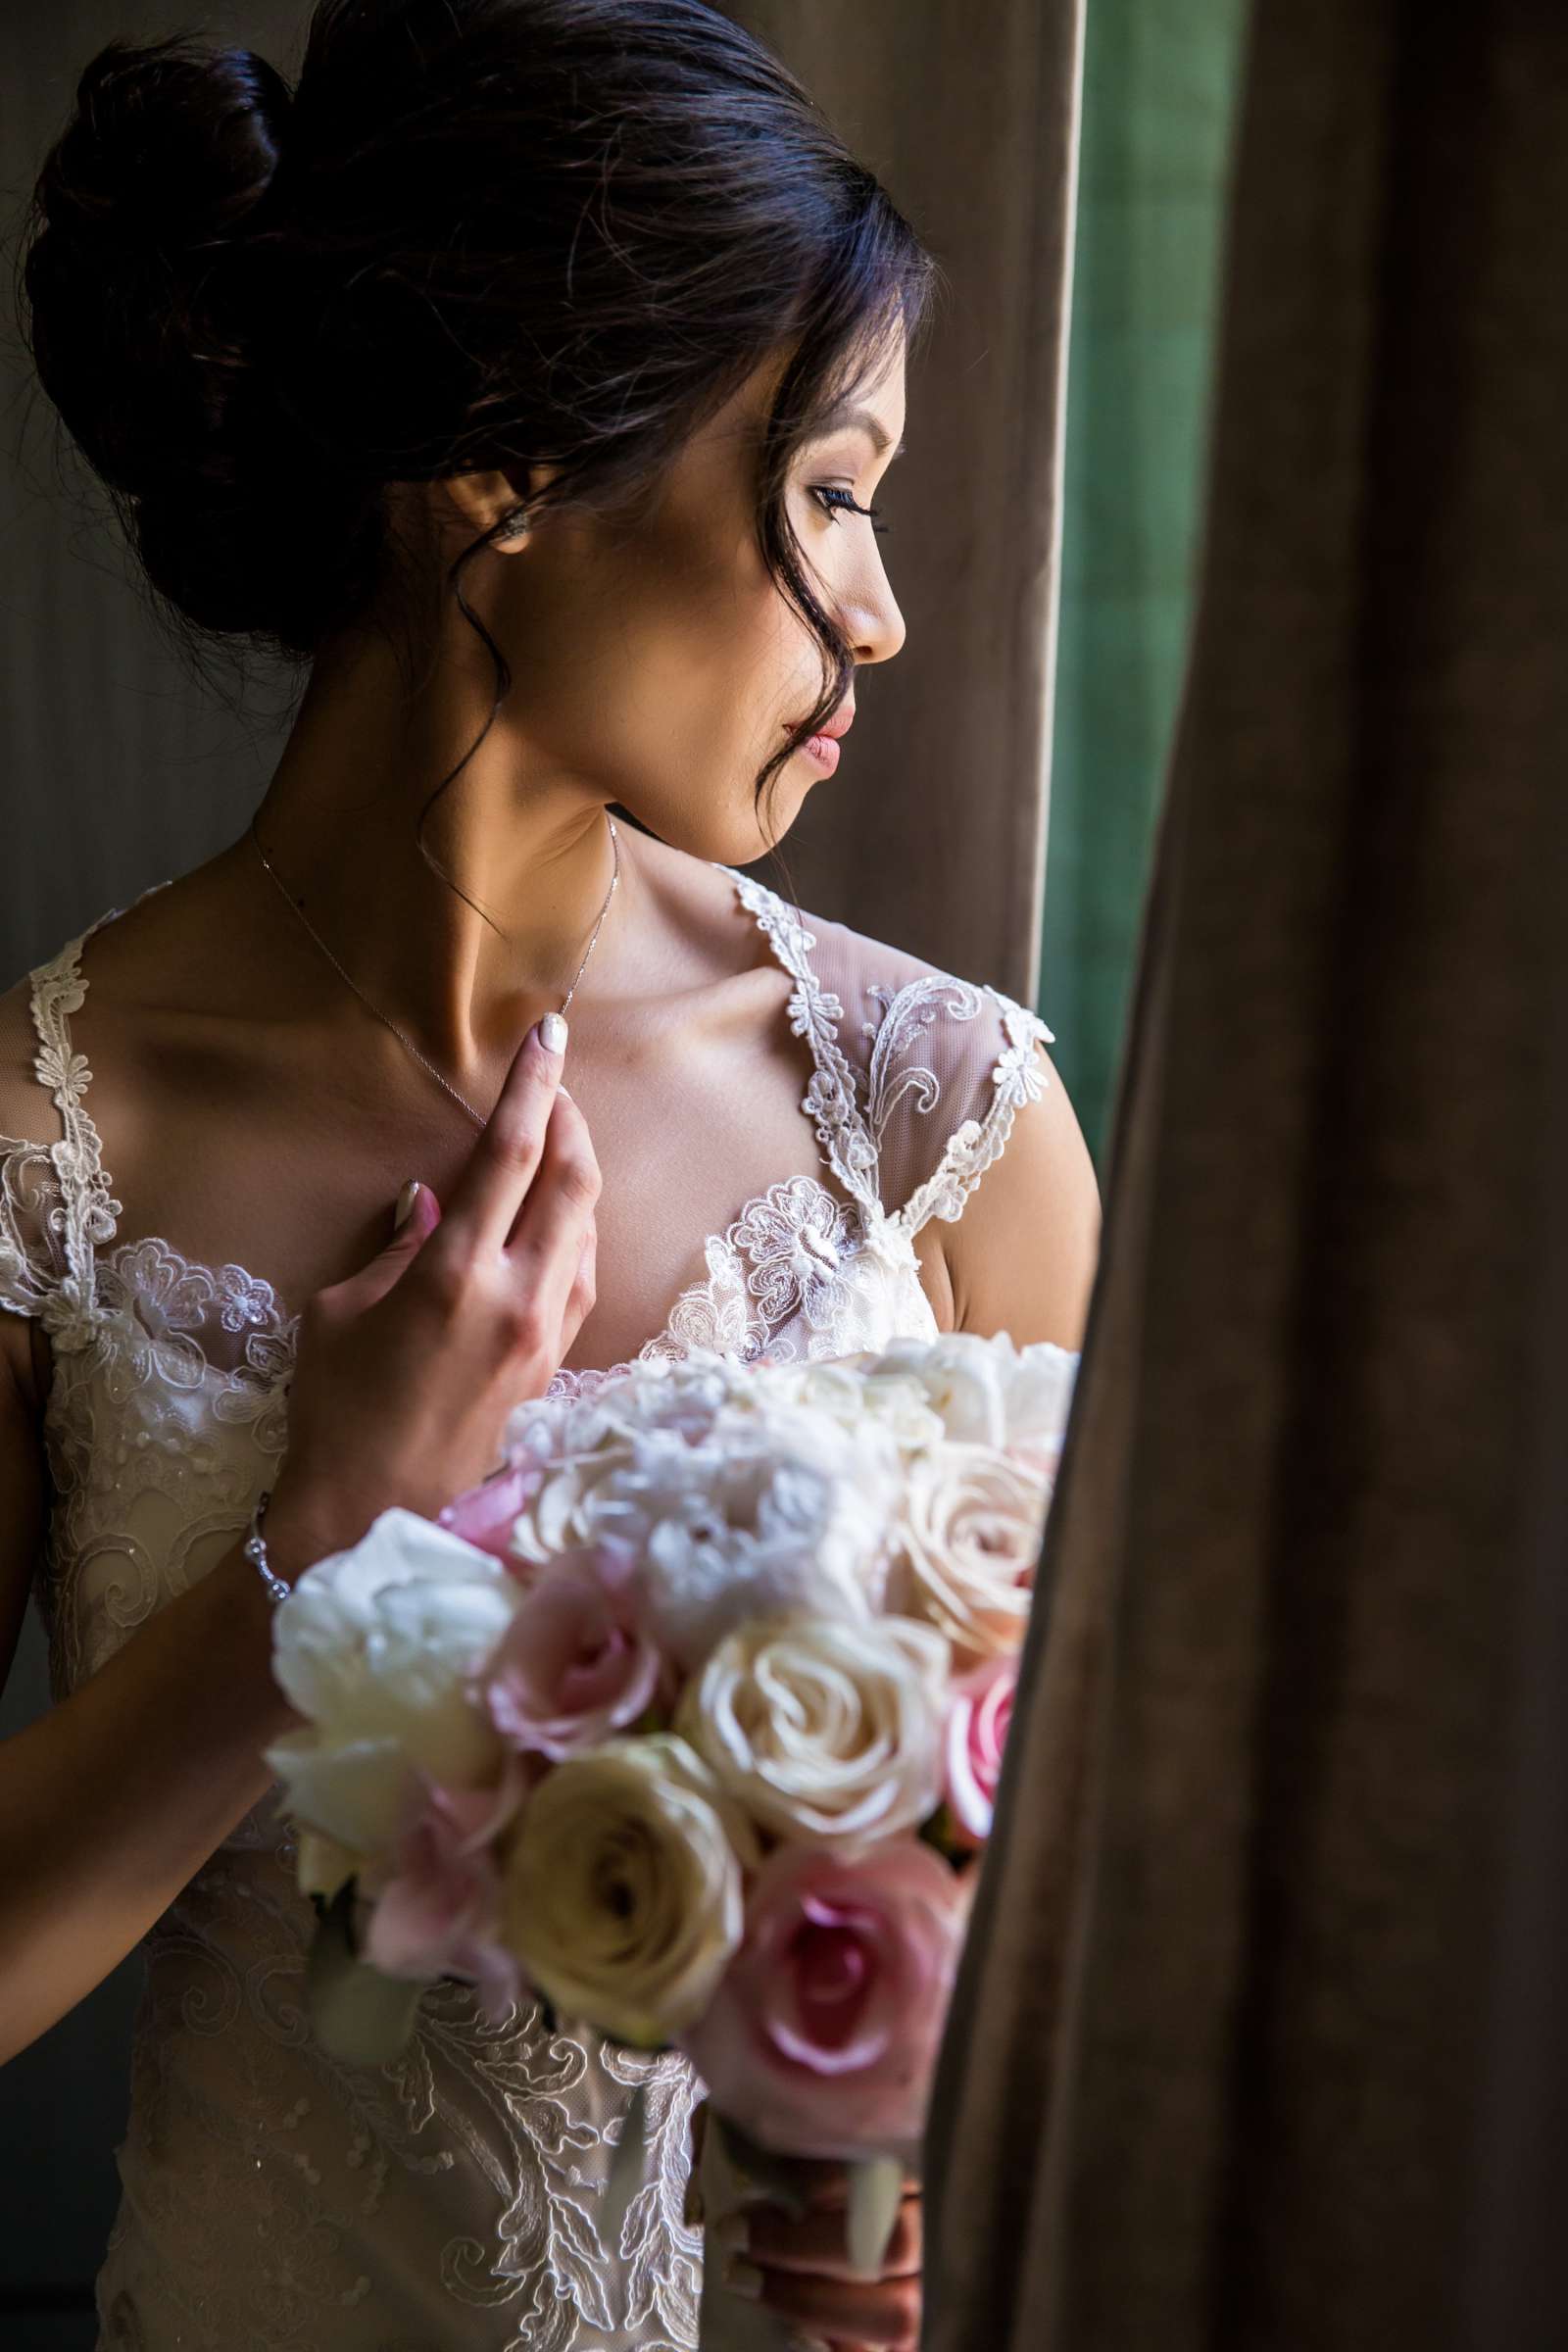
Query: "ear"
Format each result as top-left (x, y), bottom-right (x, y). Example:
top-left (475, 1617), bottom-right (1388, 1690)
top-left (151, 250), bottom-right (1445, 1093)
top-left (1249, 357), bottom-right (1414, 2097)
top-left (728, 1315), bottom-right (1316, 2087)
top-left (438, 461), bottom-right (561, 551)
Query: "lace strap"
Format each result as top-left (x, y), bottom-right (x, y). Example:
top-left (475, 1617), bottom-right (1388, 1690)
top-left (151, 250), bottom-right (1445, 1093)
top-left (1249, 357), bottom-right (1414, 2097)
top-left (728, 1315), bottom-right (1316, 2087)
top-left (12, 904), bottom-right (139, 1344)
top-left (722, 867), bottom-right (884, 1217)
top-left (890, 985), bottom-right (1057, 1239)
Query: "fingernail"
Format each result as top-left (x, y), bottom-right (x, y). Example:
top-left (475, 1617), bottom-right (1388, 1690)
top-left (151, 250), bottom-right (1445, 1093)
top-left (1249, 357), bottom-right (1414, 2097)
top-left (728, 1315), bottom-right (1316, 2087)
top-left (719, 2254), bottom-right (763, 2300)
top-left (393, 1179), bottom-right (421, 1232)
top-left (539, 1010), bottom-right (568, 1055)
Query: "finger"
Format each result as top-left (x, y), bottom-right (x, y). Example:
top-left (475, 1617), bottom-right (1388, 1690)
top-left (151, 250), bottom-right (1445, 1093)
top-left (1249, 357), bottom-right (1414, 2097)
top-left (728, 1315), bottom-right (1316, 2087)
top-left (748, 2263), bottom-right (921, 2350)
top-left (563, 1219), bottom-right (597, 1344)
top-left (745, 2194), bottom-right (922, 2279)
top-left (435, 1019), bottom-right (566, 1261)
top-left (504, 1087), bottom-right (602, 1328)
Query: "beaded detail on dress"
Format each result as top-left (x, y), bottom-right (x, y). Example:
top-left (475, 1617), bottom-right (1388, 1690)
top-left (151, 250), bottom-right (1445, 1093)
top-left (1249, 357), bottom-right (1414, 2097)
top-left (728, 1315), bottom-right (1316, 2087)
top-left (0, 862), bottom-right (1055, 2351)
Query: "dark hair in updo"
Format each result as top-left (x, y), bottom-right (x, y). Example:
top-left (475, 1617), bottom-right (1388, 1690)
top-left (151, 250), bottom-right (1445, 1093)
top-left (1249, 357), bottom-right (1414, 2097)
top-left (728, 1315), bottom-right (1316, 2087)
top-left (18, 0), bottom-right (940, 848)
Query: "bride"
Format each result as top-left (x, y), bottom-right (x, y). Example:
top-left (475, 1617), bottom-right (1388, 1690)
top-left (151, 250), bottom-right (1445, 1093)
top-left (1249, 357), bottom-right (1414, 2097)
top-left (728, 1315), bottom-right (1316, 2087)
top-left (0, 5), bottom-right (1101, 2347)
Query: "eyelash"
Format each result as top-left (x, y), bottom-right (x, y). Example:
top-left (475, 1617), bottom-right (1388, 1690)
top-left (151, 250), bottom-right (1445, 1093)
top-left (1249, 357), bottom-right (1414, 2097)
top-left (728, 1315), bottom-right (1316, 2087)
top-left (810, 485), bottom-right (891, 535)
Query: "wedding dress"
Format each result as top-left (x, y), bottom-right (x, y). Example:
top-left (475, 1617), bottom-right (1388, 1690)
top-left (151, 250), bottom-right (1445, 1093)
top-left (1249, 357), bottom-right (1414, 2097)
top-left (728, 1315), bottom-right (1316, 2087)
top-left (0, 858), bottom-right (1057, 2352)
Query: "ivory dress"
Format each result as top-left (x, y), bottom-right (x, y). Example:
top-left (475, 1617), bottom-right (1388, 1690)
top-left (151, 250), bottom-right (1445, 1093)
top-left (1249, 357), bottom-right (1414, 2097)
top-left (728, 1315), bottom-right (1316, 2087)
top-left (0, 859), bottom-right (1056, 2352)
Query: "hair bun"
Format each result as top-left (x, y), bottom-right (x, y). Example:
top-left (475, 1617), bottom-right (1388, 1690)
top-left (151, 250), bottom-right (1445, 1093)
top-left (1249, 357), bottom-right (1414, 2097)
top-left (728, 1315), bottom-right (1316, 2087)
top-left (37, 34), bottom-right (292, 266)
top-left (18, 32), bottom-right (364, 649)
top-left (23, 33), bottom-right (295, 514)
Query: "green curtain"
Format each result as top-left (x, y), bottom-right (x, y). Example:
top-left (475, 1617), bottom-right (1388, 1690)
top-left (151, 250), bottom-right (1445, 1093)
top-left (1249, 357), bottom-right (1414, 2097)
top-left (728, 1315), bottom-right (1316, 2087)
top-left (1041, 0), bottom-right (1250, 1172)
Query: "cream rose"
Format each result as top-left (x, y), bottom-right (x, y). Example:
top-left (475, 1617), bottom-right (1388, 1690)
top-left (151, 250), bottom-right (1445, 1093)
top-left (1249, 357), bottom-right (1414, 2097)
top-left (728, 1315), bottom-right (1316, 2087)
top-left (893, 1443), bottom-right (1050, 1665)
top-left (675, 1610), bottom-right (951, 1851)
top-left (499, 1733), bottom-right (760, 2048)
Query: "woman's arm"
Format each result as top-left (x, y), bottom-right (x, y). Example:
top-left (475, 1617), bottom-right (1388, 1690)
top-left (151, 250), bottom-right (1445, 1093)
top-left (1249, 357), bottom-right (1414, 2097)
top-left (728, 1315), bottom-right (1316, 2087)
top-left (0, 1342), bottom-right (317, 2065)
top-left (939, 1041), bottom-right (1102, 1352)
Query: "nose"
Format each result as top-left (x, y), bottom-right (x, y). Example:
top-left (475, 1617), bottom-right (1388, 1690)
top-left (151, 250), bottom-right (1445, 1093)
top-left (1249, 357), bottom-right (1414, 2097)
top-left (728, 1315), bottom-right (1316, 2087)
top-left (847, 582), bottom-right (906, 668)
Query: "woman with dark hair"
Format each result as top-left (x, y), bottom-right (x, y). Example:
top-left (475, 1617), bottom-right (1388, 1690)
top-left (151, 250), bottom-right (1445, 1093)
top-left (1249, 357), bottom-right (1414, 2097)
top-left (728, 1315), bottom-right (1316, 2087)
top-left (0, 3), bottom-right (1101, 2345)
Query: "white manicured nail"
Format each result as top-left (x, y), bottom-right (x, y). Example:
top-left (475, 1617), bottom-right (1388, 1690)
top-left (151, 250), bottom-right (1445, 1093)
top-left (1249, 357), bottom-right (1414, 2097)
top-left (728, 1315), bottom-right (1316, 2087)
top-left (539, 1011), bottom-right (568, 1054)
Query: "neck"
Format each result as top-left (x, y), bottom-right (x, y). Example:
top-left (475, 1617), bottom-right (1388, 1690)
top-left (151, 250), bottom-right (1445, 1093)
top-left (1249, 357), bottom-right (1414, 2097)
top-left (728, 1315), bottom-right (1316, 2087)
top-left (242, 629), bottom-right (632, 1090)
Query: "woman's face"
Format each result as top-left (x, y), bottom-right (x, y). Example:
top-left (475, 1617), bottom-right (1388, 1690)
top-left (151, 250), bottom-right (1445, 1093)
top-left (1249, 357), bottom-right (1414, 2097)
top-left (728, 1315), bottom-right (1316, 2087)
top-left (452, 336), bottom-right (908, 865)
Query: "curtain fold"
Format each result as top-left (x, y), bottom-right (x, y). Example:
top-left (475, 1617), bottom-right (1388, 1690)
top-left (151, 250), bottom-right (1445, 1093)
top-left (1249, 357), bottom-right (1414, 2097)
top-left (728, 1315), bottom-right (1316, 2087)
top-left (923, 1), bottom-right (1568, 2344)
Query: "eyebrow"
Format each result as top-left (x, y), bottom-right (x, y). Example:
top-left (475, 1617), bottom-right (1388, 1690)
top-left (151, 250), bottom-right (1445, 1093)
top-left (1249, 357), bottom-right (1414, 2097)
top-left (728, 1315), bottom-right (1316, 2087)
top-left (803, 406), bottom-right (906, 461)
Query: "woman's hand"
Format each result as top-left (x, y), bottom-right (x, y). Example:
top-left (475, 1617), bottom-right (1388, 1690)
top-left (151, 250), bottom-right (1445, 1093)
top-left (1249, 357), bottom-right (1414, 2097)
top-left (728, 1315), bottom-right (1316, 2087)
top-left (264, 1017), bottom-right (599, 1580)
top-left (688, 2097), bottom-right (923, 2351)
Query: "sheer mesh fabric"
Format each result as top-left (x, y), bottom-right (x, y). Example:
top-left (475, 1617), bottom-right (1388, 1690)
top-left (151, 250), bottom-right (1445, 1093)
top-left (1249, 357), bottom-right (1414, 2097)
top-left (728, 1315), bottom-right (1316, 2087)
top-left (0, 863), bottom-right (1055, 2351)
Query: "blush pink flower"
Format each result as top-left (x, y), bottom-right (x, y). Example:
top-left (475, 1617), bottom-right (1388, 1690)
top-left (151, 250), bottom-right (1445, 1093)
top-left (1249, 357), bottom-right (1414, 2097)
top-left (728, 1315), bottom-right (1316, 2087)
top-left (943, 1654), bottom-right (1016, 1848)
top-left (438, 1458), bottom-right (547, 1571)
top-left (363, 1754), bottom-right (535, 2025)
top-left (679, 1838), bottom-right (973, 2164)
top-left (478, 1540), bottom-right (664, 1761)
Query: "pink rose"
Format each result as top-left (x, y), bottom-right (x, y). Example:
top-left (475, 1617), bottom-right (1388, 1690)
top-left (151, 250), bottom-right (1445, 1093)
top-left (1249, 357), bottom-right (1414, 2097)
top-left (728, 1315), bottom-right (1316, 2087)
top-left (680, 1838), bottom-right (972, 2163)
top-left (439, 1457), bottom-right (546, 1569)
top-left (479, 1541), bottom-right (664, 1761)
top-left (943, 1654), bottom-right (1016, 1848)
top-left (363, 1755), bottom-right (533, 2025)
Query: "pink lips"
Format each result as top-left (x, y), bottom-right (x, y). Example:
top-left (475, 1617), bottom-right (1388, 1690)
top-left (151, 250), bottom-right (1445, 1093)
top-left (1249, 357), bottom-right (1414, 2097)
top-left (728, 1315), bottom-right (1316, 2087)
top-left (784, 704), bottom-right (855, 760)
top-left (813, 704), bottom-right (855, 739)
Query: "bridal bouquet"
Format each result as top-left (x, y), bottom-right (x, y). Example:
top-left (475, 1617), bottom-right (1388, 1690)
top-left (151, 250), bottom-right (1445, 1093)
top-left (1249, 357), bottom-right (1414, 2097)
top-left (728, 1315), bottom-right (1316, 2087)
top-left (263, 1332), bottom-right (1076, 2344)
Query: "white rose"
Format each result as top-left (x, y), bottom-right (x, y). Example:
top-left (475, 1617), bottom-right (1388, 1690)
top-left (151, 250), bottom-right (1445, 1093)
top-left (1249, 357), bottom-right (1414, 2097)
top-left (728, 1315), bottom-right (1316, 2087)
top-left (861, 1331), bottom-right (1079, 1460)
top-left (893, 1443), bottom-right (1051, 1665)
top-left (263, 1508), bottom-right (520, 1857)
top-left (760, 1354), bottom-right (949, 1453)
top-left (996, 1341), bottom-right (1079, 1466)
top-left (870, 1333), bottom-right (1015, 1446)
top-left (500, 1733), bottom-right (759, 2047)
top-left (676, 1610), bottom-right (952, 1851)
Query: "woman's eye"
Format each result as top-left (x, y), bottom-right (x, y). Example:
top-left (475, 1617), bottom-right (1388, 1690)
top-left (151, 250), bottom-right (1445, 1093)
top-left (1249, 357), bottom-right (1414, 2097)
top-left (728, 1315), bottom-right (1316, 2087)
top-left (810, 485), bottom-right (891, 536)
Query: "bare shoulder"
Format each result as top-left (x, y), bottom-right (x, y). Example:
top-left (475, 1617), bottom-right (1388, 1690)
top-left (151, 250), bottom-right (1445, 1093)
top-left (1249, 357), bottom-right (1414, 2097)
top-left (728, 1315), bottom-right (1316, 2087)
top-left (941, 1015), bottom-right (1102, 1352)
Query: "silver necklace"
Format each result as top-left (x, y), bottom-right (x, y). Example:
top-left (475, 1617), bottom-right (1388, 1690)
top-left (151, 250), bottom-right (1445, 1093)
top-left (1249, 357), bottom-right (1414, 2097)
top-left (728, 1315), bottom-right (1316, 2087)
top-left (246, 811), bottom-right (620, 1130)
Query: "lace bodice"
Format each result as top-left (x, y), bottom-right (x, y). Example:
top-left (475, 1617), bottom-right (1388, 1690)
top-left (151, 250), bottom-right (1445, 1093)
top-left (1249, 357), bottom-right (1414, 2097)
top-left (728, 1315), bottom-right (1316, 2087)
top-left (0, 858), bottom-right (1056, 2351)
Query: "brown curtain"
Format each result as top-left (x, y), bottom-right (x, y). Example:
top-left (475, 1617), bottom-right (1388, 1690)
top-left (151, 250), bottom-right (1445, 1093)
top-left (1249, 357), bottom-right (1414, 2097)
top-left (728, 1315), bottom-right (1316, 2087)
top-left (922, 2), bottom-right (1568, 2347)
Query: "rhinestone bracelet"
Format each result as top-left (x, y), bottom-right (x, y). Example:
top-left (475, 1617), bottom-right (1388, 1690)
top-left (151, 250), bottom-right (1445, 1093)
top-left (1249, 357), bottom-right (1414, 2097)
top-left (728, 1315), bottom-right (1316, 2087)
top-left (243, 1487), bottom-right (292, 1606)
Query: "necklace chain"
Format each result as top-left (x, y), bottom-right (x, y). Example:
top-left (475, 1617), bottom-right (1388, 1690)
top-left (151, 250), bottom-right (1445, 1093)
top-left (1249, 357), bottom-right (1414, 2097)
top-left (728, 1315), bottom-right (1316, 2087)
top-left (245, 812), bottom-right (620, 1130)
